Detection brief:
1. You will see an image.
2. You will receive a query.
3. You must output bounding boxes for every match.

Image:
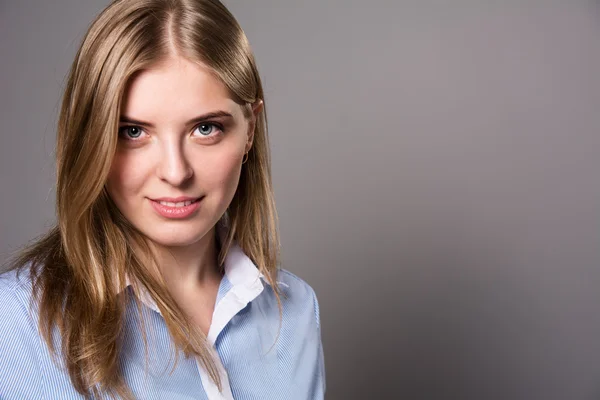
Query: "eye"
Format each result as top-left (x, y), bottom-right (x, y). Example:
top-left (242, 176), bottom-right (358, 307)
top-left (193, 123), bottom-right (223, 137)
top-left (118, 126), bottom-right (146, 140)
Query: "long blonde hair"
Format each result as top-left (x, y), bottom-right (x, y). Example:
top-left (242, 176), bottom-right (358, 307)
top-left (10, 0), bottom-right (280, 398)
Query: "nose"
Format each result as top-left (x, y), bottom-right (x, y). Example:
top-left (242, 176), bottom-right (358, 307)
top-left (156, 139), bottom-right (193, 186)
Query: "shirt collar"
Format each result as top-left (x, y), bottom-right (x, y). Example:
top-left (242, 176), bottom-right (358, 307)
top-left (216, 217), bottom-right (267, 286)
top-left (123, 224), bottom-right (269, 312)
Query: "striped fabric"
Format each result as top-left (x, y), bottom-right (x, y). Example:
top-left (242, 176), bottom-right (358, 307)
top-left (0, 242), bottom-right (325, 399)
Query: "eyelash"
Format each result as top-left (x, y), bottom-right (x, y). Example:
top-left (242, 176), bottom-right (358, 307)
top-left (117, 122), bottom-right (225, 142)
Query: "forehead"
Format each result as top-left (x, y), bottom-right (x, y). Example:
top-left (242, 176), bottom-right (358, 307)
top-left (121, 57), bottom-right (242, 121)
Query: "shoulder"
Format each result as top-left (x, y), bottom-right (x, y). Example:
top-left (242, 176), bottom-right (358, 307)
top-left (275, 269), bottom-right (322, 328)
top-left (277, 269), bottom-right (318, 299)
top-left (271, 269), bottom-right (326, 397)
top-left (0, 265), bottom-right (40, 340)
top-left (0, 266), bottom-right (36, 310)
top-left (0, 266), bottom-right (46, 398)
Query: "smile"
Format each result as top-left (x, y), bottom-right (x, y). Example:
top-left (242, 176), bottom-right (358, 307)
top-left (149, 196), bottom-right (203, 219)
top-left (158, 200), bottom-right (195, 207)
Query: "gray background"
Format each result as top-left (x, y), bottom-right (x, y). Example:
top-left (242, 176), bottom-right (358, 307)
top-left (1, 1), bottom-right (599, 399)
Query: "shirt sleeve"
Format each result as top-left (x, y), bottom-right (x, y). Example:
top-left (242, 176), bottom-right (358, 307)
top-left (311, 287), bottom-right (327, 399)
top-left (277, 270), bottom-right (327, 399)
top-left (0, 277), bottom-right (45, 399)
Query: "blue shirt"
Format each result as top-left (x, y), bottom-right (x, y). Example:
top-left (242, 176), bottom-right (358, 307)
top-left (0, 242), bottom-right (326, 399)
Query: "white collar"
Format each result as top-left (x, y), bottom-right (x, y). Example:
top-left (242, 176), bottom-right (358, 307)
top-left (121, 227), bottom-right (271, 400)
top-left (123, 223), bottom-right (269, 312)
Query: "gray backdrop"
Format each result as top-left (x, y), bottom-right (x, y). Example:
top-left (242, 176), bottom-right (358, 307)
top-left (1, 1), bottom-right (599, 399)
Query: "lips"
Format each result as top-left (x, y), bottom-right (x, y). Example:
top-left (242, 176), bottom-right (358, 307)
top-left (149, 196), bottom-right (203, 219)
top-left (156, 199), bottom-right (196, 207)
top-left (151, 196), bottom-right (201, 203)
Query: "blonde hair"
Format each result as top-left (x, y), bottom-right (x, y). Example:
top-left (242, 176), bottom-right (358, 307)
top-left (10, 0), bottom-right (281, 398)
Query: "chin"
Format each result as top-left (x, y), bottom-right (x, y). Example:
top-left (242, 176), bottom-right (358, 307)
top-left (145, 235), bottom-right (200, 249)
top-left (121, 202), bottom-right (223, 249)
top-left (142, 223), bottom-right (213, 248)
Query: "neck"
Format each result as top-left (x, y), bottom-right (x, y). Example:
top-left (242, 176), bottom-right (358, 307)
top-left (153, 227), bottom-right (223, 293)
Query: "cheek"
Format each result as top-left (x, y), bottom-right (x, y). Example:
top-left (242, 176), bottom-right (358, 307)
top-left (200, 148), bottom-right (243, 195)
top-left (106, 152), bottom-right (147, 202)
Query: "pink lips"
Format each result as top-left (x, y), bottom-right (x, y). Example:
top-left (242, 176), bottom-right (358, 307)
top-left (149, 196), bottom-right (202, 219)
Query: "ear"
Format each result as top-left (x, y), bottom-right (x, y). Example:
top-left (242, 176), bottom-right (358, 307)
top-left (245, 99), bottom-right (263, 153)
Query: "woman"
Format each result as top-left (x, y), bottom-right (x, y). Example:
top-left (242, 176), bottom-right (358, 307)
top-left (0, 0), bottom-right (325, 399)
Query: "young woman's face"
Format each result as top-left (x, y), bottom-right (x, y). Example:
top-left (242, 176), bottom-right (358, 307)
top-left (106, 56), bottom-right (258, 250)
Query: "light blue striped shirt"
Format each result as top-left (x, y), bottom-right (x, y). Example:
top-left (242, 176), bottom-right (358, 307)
top-left (0, 243), bottom-right (325, 399)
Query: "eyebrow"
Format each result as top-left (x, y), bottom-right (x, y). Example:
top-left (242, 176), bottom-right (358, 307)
top-left (119, 110), bottom-right (234, 128)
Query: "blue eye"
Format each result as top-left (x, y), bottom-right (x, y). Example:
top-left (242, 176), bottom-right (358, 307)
top-left (119, 126), bottom-right (144, 139)
top-left (195, 123), bottom-right (216, 136)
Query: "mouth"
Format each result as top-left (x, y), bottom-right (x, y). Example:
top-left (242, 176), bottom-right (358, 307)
top-left (148, 196), bottom-right (203, 218)
top-left (155, 199), bottom-right (199, 207)
top-left (150, 196), bottom-right (203, 205)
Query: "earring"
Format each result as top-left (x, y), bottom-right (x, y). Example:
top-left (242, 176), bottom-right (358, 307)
top-left (242, 152), bottom-right (249, 164)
